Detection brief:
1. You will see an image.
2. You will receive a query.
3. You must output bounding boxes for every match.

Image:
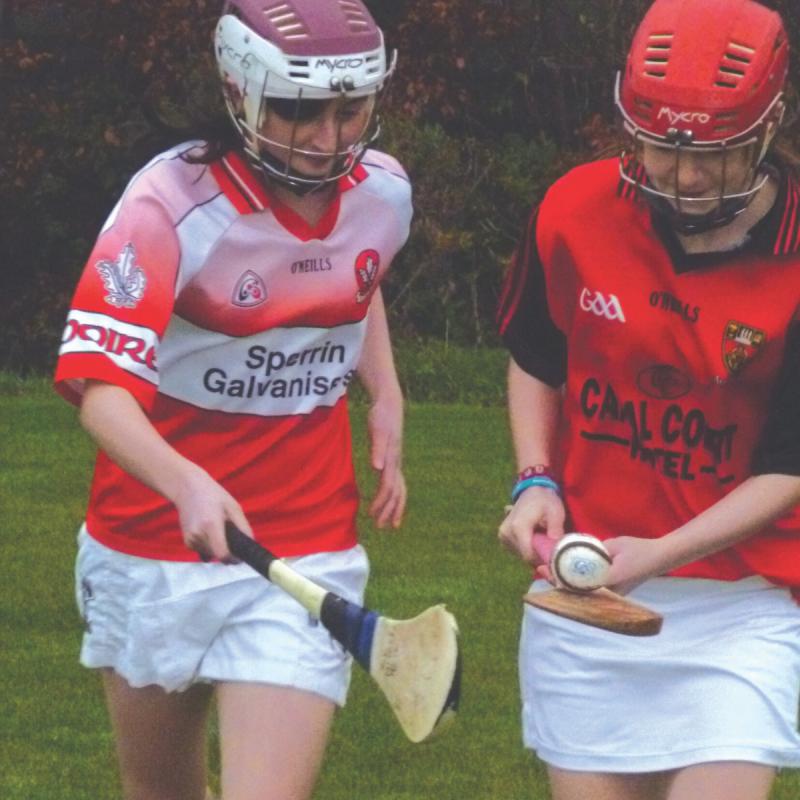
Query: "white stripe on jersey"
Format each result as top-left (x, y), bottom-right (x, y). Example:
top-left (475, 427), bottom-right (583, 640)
top-left (60, 310), bottom-right (159, 385)
top-left (174, 192), bottom-right (239, 294)
top-left (157, 312), bottom-right (368, 416)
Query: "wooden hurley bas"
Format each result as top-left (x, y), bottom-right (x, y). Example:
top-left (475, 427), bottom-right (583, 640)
top-left (225, 524), bottom-right (461, 742)
top-left (524, 534), bottom-right (663, 637)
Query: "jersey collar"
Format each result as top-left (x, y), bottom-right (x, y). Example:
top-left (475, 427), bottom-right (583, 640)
top-left (210, 150), bottom-right (368, 241)
top-left (619, 160), bottom-right (800, 273)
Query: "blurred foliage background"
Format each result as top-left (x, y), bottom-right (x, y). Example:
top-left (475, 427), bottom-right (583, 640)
top-left (1, 0), bottom-right (799, 373)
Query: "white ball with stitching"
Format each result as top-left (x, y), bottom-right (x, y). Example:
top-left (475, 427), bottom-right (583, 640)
top-left (551, 533), bottom-right (611, 593)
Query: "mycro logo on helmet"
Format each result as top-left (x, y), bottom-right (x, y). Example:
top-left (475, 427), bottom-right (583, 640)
top-left (316, 58), bottom-right (364, 71)
top-left (657, 107), bottom-right (711, 125)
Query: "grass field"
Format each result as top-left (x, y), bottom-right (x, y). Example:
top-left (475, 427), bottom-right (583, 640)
top-left (2, 371), bottom-right (800, 799)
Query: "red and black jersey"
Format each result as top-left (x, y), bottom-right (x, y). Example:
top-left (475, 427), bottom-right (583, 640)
top-left (498, 157), bottom-right (800, 590)
top-left (56, 144), bottom-right (412, 561)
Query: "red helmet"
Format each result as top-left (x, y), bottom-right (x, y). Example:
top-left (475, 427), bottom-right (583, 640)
top-left (616, 0), bottom-right (789, 233)
top-left (215, 0), bottom-right (395, 191)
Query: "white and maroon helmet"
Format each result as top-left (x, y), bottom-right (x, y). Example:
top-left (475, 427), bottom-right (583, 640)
top-left (215, 0), bottom-right (395, 190)
top-left (616, 0), bottom-right (789, 233)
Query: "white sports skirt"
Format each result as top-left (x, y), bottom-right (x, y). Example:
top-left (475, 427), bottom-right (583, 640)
top-left (520, 575), bottom-right (800, 772)
top-left (75, 526), bottom-right (368, 705)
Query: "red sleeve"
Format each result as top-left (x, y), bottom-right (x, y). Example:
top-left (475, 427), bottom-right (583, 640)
top-left (54, 184), bottom-right (180, 411)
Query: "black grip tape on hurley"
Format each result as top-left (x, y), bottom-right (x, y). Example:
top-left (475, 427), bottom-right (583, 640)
top-left (225, 522), bottom-right (278, 578)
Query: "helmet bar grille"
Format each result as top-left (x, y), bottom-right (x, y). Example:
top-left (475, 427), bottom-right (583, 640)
top-left (643, 33), bottom-right (672, 79)
top-left (716, 42), bottom-right (753, 89)
top-left (339, 0), bottom-right (370, 32)
top-left (365, 53), bottom-right (382, 76)
top-left (287, 58), bottom-right (311, 79)
top-left (263, 2), bottom-right (310, 40)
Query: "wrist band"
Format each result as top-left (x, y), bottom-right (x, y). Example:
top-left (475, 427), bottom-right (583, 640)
top-left (516, 464), bottom-right (558, 483)
top-left (511, 476), bottom-right (561, 503)
top-left (511, 464), bottom-right (561, 503)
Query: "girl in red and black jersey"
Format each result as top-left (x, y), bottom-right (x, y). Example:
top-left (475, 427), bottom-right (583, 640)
top-left (498, 1), bottom-right (800, 798)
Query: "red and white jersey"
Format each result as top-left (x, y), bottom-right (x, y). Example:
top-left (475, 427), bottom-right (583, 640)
top-left (55, 145), bottom-right (412, 561)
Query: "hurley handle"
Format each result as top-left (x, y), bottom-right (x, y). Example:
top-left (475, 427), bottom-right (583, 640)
top-left (225, 522), bottom-right (278, 578)
top-left (224, 522), bottom-right (375, 668)
top-left (531, 533), bottom-right (556, 565)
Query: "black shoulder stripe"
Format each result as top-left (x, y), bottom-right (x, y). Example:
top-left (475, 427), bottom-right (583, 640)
top-left (496, 207), bottom-right (540, 335)
top-left (617, 154), bottom-right (645, 201)
top-left (775, 176), bottom-right (800, 255)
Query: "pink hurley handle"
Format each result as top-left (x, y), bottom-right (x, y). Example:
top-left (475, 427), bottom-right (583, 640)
top-left (531, 533), bottom-right (555, 565)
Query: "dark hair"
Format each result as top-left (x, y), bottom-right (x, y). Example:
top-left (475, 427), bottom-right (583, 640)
top-left (773, 135), bottom-right (800, 179)
top-left (131, 101), bottom-right (239, 166)
top-left (131, 55), bottom-right (241, 167)
top-left (771, 83), bottom-right (800, 179)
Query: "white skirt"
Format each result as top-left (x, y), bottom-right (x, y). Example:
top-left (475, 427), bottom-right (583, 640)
top-left (520, 575), bottom-right (800, 772)
top-left (75, 526), bottom-right (369, 704)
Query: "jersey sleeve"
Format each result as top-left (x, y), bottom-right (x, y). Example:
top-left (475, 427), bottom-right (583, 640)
top-left (54, 182), bottom-right (181, 410)
top-left (752, 321), bottom-right (800, 476)
top-left (496, 207), bottom-right (568, 387)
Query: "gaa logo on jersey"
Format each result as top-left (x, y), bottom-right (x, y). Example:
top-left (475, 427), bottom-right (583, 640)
top-left (355, 249), bottom-right (379, 303)
top-left (579, 288), bottom-right (626, 322)
top-left (232, 271), bottom-right (268, 307)
top-left (95, 242), bottom-right (146, 309)
top-left (723, 321), bottom-right (766, 376)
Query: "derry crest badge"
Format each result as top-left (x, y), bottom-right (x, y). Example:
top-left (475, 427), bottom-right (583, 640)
top-left (723, 320), bottom-right (766, 376)
top-left (95, 242), bottom-right (147, 309)
top-left (355, 249), bottom-right (379, 303)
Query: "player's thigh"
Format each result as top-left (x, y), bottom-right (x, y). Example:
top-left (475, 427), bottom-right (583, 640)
top-left (217, 682), bottom-right (336, 800)
top-left (665, 761), bottom-right (775, 800)
top-left (102, 668), bottom-right (213, 800)
top-left (547, 766), bottom-right (672, 800)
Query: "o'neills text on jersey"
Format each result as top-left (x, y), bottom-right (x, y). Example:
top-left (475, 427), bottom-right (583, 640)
top-left (291, 258), bottom-right (332, 274)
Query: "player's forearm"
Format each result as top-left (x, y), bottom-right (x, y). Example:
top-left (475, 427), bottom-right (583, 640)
top-left (508, 358), bottom-right (562, 470)
top-left (656, 473), bottom-right (800, 572)
top-left (356, 289), bottom-right (403, 410)
top-left (79, 380), bottom-right (207, 505)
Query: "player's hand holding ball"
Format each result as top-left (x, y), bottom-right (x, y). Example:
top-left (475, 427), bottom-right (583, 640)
top-left (550, 533), bottom-right (612, 593)
top-left (602, 535), bottom-right (674, 596)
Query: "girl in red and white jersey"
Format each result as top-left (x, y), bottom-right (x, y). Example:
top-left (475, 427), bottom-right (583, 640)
top-left (498, 1), bottom-right (800, 798)
top-left (55, 2), bottom-right (410, 798)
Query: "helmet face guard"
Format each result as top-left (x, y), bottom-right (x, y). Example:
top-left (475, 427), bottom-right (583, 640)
top-left (615, 0), bottom-right (789, 235)
top-left (215, 0), bottom-right (395, 193)
top-left (616, 73), bottom-right (784, 234)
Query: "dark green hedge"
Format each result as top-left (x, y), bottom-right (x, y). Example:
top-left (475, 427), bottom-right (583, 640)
top-left (1, 0), bottom-right (798, 374)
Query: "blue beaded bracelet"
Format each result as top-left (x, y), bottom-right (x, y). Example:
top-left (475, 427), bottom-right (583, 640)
top-left (511, 475), bottom-right (561, 503)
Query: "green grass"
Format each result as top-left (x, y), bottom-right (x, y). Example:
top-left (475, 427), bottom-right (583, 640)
top-left (2, 373), bottom-right (800, 799)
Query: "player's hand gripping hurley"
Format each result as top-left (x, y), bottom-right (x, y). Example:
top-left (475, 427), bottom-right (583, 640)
top-left (225, 524), bottom-right (461, 743)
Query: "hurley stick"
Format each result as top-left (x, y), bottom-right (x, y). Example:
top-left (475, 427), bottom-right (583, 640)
top-left (225, 523), bottom-right (461, 742)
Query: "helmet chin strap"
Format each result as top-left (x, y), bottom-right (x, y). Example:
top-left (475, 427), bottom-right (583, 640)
top-left (242, 145), bottom-right (351, 197)
top-left (257, 147), bottom-right (341, 196)
top-left (645, 192), bottom-right (749, 236)
top-left (644, 164), bottom-right (776, 236)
